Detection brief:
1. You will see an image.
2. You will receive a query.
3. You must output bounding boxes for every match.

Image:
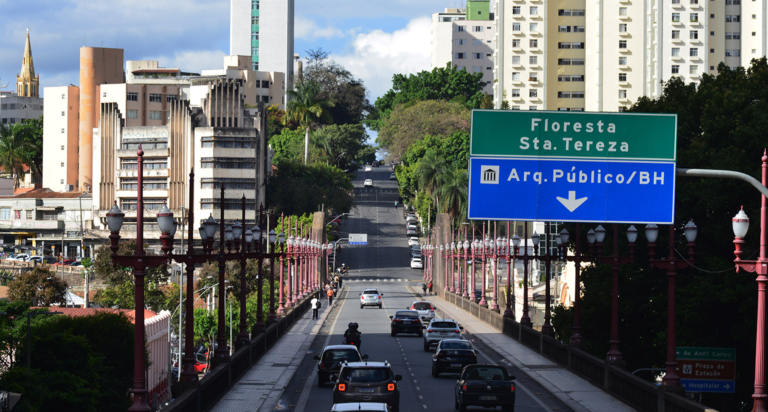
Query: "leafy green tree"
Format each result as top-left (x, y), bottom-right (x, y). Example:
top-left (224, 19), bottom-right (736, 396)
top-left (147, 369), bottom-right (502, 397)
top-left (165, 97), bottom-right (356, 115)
top-left (303, 48), bottom-right (373, 126)
top-left (266, 161), bottom-right (354, 216)
top-left (19, 116), bottom-right (43, 178)
top-left (0, 122), bottom-right (37, 188)
top-left (441, 131), bottom-right (470, 170)
top-left (417, 149), bottom-right (448, 212)
top-left (438, 169), bottom-right (468, 226)
top-left (311, 124), bottom-right (374, 170)
top-left (378, 100), bottom-right (470, 161)
top-left (367, 63), bottom-right (485, 131)
top-left (285, 80), bottom-right (335, 164)
top-left (7, 266), bottom-right (67, 306)
top-left (270, 128), bottom-right (315, 164)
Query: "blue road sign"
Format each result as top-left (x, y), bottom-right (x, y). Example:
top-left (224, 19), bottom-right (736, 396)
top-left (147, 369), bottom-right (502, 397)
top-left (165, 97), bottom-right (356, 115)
top-left (681, 379), bottom-right (735, 393)
top-left (467, 157), bottom-right (676, 224)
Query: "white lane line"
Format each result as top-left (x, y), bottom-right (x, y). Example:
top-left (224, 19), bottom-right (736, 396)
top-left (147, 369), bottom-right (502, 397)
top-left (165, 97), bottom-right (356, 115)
top-left (423, 405), bottom-right (428, 409)
top-left (418, 395), bottom-right (423, 400)
top-left (416, 387), bottom-right (420, 391)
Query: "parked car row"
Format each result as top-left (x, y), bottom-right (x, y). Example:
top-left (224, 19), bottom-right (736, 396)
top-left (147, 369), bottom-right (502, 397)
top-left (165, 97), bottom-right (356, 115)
top-left (409, 239), bottom-right (422, 269)
top-left (4, 254), bottom-right (83, 266)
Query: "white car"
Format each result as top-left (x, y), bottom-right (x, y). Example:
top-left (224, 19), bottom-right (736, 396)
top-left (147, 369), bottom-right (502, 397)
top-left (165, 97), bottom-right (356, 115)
top-left (9, 254), bottom-right (30, 262)
top-left (408, 237), bottom-right (420, 247)
top-left (411, 257), bottom-right (423, 269)
top-left (364, 179), bottom-right (373, 187)
top-left (423, 319), bottom-right (463, 351)
top-left (365, 166), bottom-right (373, 172)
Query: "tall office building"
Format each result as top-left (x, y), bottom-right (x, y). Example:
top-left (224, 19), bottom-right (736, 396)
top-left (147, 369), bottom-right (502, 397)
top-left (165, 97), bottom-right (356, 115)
top-left (494, 0), bottom-right (758, 112)
top-left (431, 1), bottom-right (497, 95)
top-left (230, 0), bottom-right (294, 103)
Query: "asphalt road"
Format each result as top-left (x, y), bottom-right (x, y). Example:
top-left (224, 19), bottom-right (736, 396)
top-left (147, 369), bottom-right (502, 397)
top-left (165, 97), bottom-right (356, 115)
top-left (276, 166), bottom-right (574, 412)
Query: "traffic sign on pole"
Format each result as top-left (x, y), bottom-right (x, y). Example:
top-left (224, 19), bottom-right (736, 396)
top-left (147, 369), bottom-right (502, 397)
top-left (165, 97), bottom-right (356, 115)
top-left (467, 157), bottom-right (676, 224)
top-left (470, 110), bottom-right (677, 161)
top-left (676, 347), bottom-right (736, 393)
top-left (349, 234), bottom-right (368, 245)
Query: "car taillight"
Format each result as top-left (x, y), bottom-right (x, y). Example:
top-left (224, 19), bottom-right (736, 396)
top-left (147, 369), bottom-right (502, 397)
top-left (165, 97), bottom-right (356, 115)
top-left (427, 329), bottom-right (433, 333)
top-left (338, 384), bottom-right (346, 392)
top-left (361, 296), bottom-right (365, 300)
top-left (510, 384), bottom-right (516, 392)
top-left (388, 383), bottom-right (396, 391)
top-left (455, 330), bottom-right (461, 333)
top-left (319, 363), bottom-right (326, 369)
top-left (393, 319), bottom-right (403, 323)
top-left (462, 385), bottom-right (468, 392)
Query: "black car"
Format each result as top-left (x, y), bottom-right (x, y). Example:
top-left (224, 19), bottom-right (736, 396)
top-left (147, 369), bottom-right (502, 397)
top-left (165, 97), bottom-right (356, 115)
top-left (389, 310), bottom-right (423, 337)
top-left (432, 339), bottom-right (478, 377)
top-left (454, 365), bottom-right (516, 412)
top-left (314, 345), bottom-right (366, 387)
top-left (332, 361), bottom-right (402, 412)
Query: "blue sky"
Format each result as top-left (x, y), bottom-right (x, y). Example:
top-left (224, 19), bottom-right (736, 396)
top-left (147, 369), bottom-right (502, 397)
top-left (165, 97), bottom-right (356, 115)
top-left (0, 0), bottom-right (467, 103)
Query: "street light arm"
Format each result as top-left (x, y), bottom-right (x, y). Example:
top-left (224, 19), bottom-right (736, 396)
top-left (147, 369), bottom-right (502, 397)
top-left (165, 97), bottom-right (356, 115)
top-left (677, 168), bottom-right (768, 198)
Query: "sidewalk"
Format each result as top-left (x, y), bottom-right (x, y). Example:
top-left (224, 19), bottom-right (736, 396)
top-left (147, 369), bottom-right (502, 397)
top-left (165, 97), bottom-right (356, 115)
top-left (416, 290), bottom-right (635, 412)
top-left (209, 299), bottom-right (332, 412)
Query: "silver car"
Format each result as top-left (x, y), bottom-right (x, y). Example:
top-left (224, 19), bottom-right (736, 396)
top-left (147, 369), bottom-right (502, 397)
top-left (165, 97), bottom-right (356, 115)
top-left (407, 301), bottom-right (435, 323)
top-left (423, 319), bottom-right (463, 351)
top-left (359, 288), bottom-right (383, 309)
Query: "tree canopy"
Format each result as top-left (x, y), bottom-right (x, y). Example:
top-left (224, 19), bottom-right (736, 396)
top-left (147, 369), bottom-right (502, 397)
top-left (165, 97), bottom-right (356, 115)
top-left (366, 63), bottom-right (486, 132)
top-left (7, 266), bottom-right (67, 306)
top-left (266, 160), bottom-right (354, 216)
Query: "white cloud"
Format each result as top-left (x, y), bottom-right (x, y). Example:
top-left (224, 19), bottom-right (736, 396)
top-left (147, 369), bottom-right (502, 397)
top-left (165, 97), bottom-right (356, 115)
top-left (295, 16), bottom-right (345, 40)
top-left (142, 50), bottom-right (227, 75)
top-left (333, 17), bottom-right (432, 100)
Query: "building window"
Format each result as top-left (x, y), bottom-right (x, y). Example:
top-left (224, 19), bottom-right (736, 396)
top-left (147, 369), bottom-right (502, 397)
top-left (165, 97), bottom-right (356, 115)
top-left (60, 128), bottom-right (65, 134)
top-left (512, 56), bottom-right (521, 65)
top-left (252, 16), bottom-right (259, 24)
top-left (558, 75), bottom-right (571, 82)
top-left (529, 56), bottom-right (538, 65)
top-left (725, 15), bottom-right (740, 22)
top-left (252, 33), bottom-right (258, 41)
top-left (558, 42), bottom-right (571, 49)
top-left (725, 50), bottom-right (733, 56)
top-left (512, 23), bottom-right (520, 32)
top-left (530, 39), bottom-right (538, 48)
top-left (672, 48), bottom-right (681, 56)
top-left (455, 53), bottom-right (466, 59)
top-left (529, 106), bottom-right (538, 111)
top-left (733, 50), bottom-right (741, 56)
top-left (572, 59), bottom-right (585, 65)
top-left (61, 94), bottom-right (65, 99)
top-left (733, 32), bottom-right (741, 39)
top-left (619, 73), bottom-right (628, 81)
top-left (61, 145), bottom-right (65, 150)
top-left (252, 0), bottom-right (258, 9)
top-left (619, 90), bottom-right (627, 98)
top-left (690, 48), bottom-right (699, 57)
top-left (711, 31), bottom-right (715, 36)
top-left (200, 198), bottom-right (257, 211)
top-left (200, 178), bottom-right (257, 190)
top-left (149, 94), bottom-right (162, 103)
top-left (473, 66), bottom-right (483, 73)
top-left (473, 26), bottom-right (483, 32)
top-left (558, 92), bottom-right (571, 98)
top-left (572, 75), bottom-right (585, 82)
top-left (61, 162), bottom-right (64, 167)
top-left (572, 9), bottom-right (585, 16)
top-left (25, 211), bottom-right (33, 220)
top-left (726, 32), bottom-right (733, 39)
top-left (573, 26), bottom-right (585, 33)
top-left (127, 110), bottom-right (138, 119)
top-left (691, 0), bottom-right (699, 4)
top-left (167, 95), bottom-right (178, 103)
top-left (572, 92), bottom-right (585, 98)
top-left (620, 24), bottom-right (628, 32)
top-left (456, 26), bottom-right (465, 32)
top-left (672, 65), bottom-right (680, 74)
top-left (530, 23), bottom-right (538, 31)
top-left (200, 157), bottom-right (256, 169)
top-left (690, 65), bottom-right (698, 75)
top-left (511, 106), bottom-right (520, 110)
top-left (558, 9), bottom-right (571, 16)
top-left (572, 42), bottom-right (585, 49)
top-left (619, 57), bottom-right (628, 65)
top-left (619, 40), bottom-right (627, 48)
top-left (120, 178), bottom-right (168, 190)
top-left (529, 72), bottom-right (538, 81)
top-left (558, 25), bottom-right (571, 33)
top-left (690, 30), bottom-right (699, 39)
top-left (529, 89), bottom-right (538, 98)
top-left (513, 6), bottom-right (521, 14)
top-left (61, 111), bottom-right (65, 116)
top-left (620, 7), bottom-right (627, 16)
top-left (558, 58), bottom-right (571, 65)
top-left (672, 13), bottom-right (680, 22)
top-left (512, 39), bottom-right (520, 48)
top-left (121, 158), bottom-right (168, 170)
top-left (672, 30), bottom-right (680, 39)
top-left (455, 39), bottom-right (465, 46)
top-left (530, 6), bottom-right (538, 14)
top-left (121, 198), bottom-right (166, 211)
top-left (60, 179), bottom-right (64, 184)
top-left (126, 92), bottom-right (138, 102)
top-left (512, 72), bottom-right (521, 81)
top-left (690, 13), bottom-right (699, 22)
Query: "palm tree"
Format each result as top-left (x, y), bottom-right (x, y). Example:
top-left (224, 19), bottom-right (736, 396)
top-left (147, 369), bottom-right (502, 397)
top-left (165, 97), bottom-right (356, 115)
top-left (0, 123), bottom-right (34, 189)
top-left (439, 169), bottom-right (469, 227)
top-left (309, 130), bottom-right (331, 162)
top-left (417, 149), bottom-right (447, 212)
top-left (284, 81), bottom-right (335, 164)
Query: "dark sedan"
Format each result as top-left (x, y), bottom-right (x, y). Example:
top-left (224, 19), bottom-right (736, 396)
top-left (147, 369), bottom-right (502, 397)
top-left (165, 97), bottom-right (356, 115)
top-left (432, 339), bottom-right (478, 377)
top-left (389, 311), bottom-right (423, 337)
top-left (454, 365), bottom-right (515, 412)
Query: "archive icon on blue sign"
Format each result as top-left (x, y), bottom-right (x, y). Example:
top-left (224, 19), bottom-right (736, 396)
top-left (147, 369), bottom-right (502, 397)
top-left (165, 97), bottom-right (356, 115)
top-left (481, 165), bottom-right (500, 184)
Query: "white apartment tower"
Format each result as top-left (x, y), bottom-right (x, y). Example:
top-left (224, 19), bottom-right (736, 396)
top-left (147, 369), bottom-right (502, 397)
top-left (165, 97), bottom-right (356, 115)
top-left (494, 0), bottom-right (756, 112)
top-left (230, 0), bottom-right (294, 104)
top-left (432, 1), bottom-right (497, 95)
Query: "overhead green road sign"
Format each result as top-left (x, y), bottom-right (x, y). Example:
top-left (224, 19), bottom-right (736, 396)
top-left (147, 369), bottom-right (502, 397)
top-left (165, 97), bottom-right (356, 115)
top-left (676, 347), bottom-right (736, 361)
top-left (470, 110), bottom-right (677, 161)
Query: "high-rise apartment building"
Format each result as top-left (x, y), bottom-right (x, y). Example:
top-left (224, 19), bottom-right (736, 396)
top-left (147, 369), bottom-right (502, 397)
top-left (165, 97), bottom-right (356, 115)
top-left (230, 0), bottom-right (294, 103)
top-left (432, 1), bottom-right (496, 95)
top-left (494, 0), bottom-right (758, 112)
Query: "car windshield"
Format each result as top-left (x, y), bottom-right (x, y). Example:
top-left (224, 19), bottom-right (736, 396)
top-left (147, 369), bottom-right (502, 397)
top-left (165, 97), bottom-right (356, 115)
top-left (363, 290), bottom-right (379, 295)
top-left (431, 322), bottom-right (458, 329)
top-left (322, 349), bottom-right (361, 363)
top-left (396, 311), bottom-right (419, 319)
top-left (342, 367), bottom-right (392, 383)
top-left (412, 302), bottom-right (432, 310)
top-left (463, 366), bottom-right (507, 380)
top-left (441, 341), bottom-right (472, 350)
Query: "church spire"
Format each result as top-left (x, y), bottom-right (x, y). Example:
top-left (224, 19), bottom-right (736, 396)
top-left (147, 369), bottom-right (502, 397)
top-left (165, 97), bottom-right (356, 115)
top-left (17, 28), bottom-right (39, 98)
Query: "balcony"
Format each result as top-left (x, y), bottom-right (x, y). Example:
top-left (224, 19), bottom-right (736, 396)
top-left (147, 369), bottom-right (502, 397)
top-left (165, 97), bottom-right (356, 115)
top-left (512, 79), bottom-right (525, 85)
top-left (512, 47), bottom-right (523, 52)
top-left (528, 78), bottom-right (541, 84)
top-left (619, 15), bottom-right (631, 21)
top-left (619, 0), bottom-right (631, 3)
top-left (619, 81), bottom-right (630, 87)
top-left (671, 38), bottom-right (684, 44)
top-left (671, 55), bottom-right (684, 61)
top-left (671, 2), bottom-right (684, 9)
top-left (619, 32), bottom-right (631, 37)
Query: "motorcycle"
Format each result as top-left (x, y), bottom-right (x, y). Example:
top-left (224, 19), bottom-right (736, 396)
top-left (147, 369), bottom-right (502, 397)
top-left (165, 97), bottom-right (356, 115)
top-left (342, 337), bottom-right (361, 350)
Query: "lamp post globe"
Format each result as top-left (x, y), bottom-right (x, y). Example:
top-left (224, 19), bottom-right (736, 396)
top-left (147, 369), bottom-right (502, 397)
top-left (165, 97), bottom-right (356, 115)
top-left (278, 231), bottom-right (286, 245)
top-left (733, 207), bottom-right (750, 238)
top-left (587, 229), bottom-right (596, 244)
top-left (512, 234), bottom-right (520, 248)
top-left (560, 228), bottom-right (569, 244)
top-left (204, 215), bottom-right (218, 239)
top-left (627, 225), bottom-right (638, 243)
top-left (225, 226), bottom-right (233, 241)
top-left (157, 204), bottom-right (175, 234)
top-left (595, 225), bottom-right (606, 243)
top-left (269, 230), bottom-right (277, 245)
top-left (532, 232), bottom-right (540, 247)
top-left (199, 227), bottom-right (207, 241)
top-left (232, 222), bottom-right (243, 240)
top-left (684, 220), bottom-right (698, 243)
top-left (107, 203), bottom-right (125, 233)
top-left (645, 224), bottom-right (659, 243)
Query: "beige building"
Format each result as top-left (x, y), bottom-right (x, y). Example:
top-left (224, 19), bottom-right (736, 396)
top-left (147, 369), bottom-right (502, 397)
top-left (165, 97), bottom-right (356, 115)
top-left (431, 1), bottom-right (496, 95)
top-left (494, 0), bottom-right (759, 112)
top-left (42, 86), bottom-right (80, 191)
top-left (192, 55), bottom-right (285, 110)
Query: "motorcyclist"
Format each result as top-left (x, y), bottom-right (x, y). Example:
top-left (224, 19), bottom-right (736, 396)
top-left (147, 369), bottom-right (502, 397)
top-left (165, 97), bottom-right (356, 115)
top-left (343, 322), bottom-right (362, 349)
